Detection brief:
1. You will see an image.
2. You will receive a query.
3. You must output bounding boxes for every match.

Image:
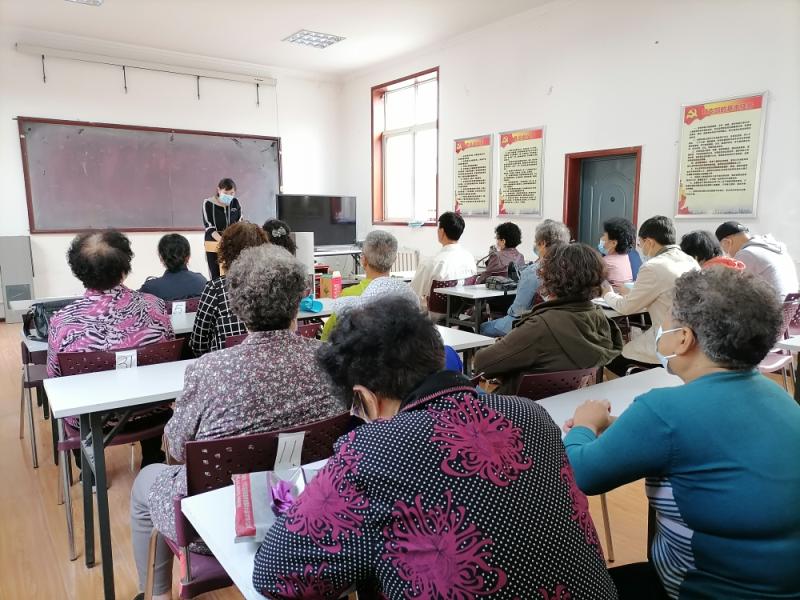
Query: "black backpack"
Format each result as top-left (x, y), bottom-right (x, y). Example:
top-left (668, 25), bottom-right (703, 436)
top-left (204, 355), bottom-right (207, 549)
top-left (22, 298), bottom-right (80, 341)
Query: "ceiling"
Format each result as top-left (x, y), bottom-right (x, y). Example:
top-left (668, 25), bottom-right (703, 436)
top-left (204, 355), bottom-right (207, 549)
top-left (0, 0), bottom-right (547, 77)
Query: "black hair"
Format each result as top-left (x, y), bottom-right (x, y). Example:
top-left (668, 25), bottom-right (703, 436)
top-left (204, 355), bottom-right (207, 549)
top-left (638, 215), bottom-right (676, 246)
top-left (494, 222), bottom-right (522, 248)
top-left (680, 231), bottom-right (722, 264)
top-left (438, 211), bottom-right (466, 241)
top-left (157, 233), bottom-right (191, 273)
top-left (217, 178), bottom-right (236, 192)
top-left (317, 297), bottom-right (445, 405)
top-left (67, 230), bottom-right (134, 291)
top-left (602, 217), bottom-right (636, 254)
top-left (263, 219), bottom-right (297, 256)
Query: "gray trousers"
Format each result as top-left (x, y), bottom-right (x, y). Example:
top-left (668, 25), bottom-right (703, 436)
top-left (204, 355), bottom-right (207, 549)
top-left (130, 463), bottom-right (173, 595)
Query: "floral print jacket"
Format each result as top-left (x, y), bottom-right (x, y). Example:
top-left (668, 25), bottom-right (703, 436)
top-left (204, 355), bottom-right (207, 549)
top-left (253, 371), bottom-right (617, 599)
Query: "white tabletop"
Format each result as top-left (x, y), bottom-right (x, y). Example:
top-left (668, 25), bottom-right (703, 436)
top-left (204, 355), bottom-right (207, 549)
top-left (297, 297), bottom-right (335, 320)
top-left (181, 457), bottom-right (330, 600)
top-left (20, 329), bottom-right (48, 353)
top-left (44, 359), bottom-right (195, 419)
top-left (355, 270), bottom-right (416, 282)
top-left (313, 246), bottom-right (362, 258)
top-left (536, 367), bottom-right (682, 434)
top-left (433, 284), bottom-right (516, 300)
top-left (591, 298), bottom-right (623, 319)
top-left (436, 325), bottom-right (495, 352)
top-left (777, 336), bottom-right (800, 353)
top-left (8, 294), bottom-right (83, 312)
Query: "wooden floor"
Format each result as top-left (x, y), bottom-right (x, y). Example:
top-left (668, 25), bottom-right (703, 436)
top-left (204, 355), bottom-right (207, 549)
top-left (0, 321), bottom-right (650, 599)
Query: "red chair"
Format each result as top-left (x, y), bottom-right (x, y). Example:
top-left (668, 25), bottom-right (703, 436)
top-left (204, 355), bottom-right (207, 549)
top-left (515, 367), bottom-right (614, 562)
top-left (145, 412), bottom-right (352, 599)
top-left (297, 322), bottom-right (322, 339)
top-left (223, 333), bottom-right (247, 348)
top-left (166, 297), bottom-right (201, 314)
top-left (427, 275), bottom-right (478, 315)
top-left (758, 296), bottom-right (800, 390)
top-left (18, 341), bottom-right (49, 469)
top-left (55, 338), bottom-right (185, 561)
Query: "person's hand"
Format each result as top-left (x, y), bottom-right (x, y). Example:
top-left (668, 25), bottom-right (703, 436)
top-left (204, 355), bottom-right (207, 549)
top-left (616, 284), bottom-right (630, 296)
top-left (212, 231), bottom-right (222, 241)
top-left (567, 399), bottom-right (615, 436)
top-left (601, 281), bottom-right (613, 296)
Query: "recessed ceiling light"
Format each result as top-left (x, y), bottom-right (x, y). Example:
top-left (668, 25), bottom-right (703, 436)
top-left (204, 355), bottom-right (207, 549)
top-left (283, 29), bottom-right (345, 49)
top-left (65, 0), bottom-right (103, 5)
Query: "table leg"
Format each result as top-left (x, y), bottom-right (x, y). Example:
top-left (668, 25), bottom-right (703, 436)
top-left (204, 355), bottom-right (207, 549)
top-left (473, 299), bottom-right (483, 333)
top-left (462, 349), bottom-right (474, 375)
top-left (89, 412), bottom-right (115, 600)
top-left (80, 414), bottom-right (94, 568)
top-left (445, 295), bottom-right (454, 327)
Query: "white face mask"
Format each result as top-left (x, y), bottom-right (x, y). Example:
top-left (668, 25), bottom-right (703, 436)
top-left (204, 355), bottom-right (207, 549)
top-left (655, 326), bottom-right (683, 373)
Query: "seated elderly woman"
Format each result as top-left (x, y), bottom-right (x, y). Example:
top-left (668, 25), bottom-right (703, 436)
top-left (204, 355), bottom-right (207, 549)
top-left (598, 217), bottom-right (636, 286)
top-left (252, 297), bottom-right (617, 598)
top-left (47, 230), bottom-right (174, 467)
top-left (140, 233), bottom-right (207, 301)
top-left (321, 230), bottom-right (418, 340)
top-left (130, 245), bottom-right (346, 600)
top-left (473, 243), bottom-right (623, 394)
top-left (680, 230), bottom-right (746, 270)
top-left (564, 267), bottom-right (800, 599)
top-left (263, 218), bottom-right (297, 255)
top-left (475, 221), bottom-right (526, 283)
top-left (189, 221), bottom-right (268, 355)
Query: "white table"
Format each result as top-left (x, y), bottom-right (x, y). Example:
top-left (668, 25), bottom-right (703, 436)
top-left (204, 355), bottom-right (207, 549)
top-left (44, 359), bottom-right (195, 600)
top-left (433, 284), bottom-right (517, 331)
top-left (536, 367), bottom-right (682, 433)
top-left (8, 294), bottom-right (83, 312)
top-left (436, 324), bottom-right (494, 373)
top-left (181, 457), bottom-right (329, 600)
top-left (355, 270), bottom-right (415, 282)
top-left (297, 297), bottom-right (335, 321)
top-left (182, 368), bottom-right (682, 599)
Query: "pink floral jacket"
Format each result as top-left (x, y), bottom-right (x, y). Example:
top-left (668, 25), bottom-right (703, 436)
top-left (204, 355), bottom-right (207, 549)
top-left (252, 371), bottom-right (618, 599)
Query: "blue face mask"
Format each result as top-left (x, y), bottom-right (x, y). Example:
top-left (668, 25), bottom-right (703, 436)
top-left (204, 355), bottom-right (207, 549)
top-left (655, 326), bottom-right (682, 373)
top-left (219, 193), bottom-right (234, 206)
top-left (597, 240), bottom-right (608, 256)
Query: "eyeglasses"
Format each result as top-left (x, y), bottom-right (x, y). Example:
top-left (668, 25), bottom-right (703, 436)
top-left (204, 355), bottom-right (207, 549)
top-left (350, 393), bottom-right (370, 422)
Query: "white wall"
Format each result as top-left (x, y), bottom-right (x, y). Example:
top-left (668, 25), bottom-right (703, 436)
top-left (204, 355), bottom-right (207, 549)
top-left (338, 0), bottom-right (800, 267)
top-left (0, 26), bottom-right (343, 297)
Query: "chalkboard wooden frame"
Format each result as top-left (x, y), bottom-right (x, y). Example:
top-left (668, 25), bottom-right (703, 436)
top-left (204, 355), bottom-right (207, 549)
top-left (18, 116), bottom-right (282, 233)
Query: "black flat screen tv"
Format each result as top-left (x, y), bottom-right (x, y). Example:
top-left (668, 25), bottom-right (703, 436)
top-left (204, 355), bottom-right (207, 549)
top-left (276, 194), bottom-right (357, 247)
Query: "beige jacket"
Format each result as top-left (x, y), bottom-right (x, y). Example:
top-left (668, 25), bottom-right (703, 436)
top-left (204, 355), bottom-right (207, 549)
top-left (603, 245), bottom-right (698, 364)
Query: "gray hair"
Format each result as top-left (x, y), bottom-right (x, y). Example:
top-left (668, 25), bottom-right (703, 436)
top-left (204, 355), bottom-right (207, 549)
top-left (361, 230), bottom-right (398, 273)
top-left (534, 219), bottom-right (571, 246)
top-left (226, 245), bottom-right (307, 331)
top-left (671, 267), bottom-right (783, 369)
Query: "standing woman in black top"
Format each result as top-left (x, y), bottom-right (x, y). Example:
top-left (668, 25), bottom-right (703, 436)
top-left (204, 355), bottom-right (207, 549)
top-left (203, 177), bottom-right (242, 279)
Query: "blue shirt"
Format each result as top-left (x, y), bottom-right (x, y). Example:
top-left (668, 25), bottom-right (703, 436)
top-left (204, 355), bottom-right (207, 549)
top-left (564, 370), bottom-right (800, 599)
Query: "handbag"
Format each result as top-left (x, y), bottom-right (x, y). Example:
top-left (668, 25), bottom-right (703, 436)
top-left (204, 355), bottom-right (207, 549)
top-left (22, 298), bottom-right (79, 341)
top-left (485, 276), bottom-right (517, 291)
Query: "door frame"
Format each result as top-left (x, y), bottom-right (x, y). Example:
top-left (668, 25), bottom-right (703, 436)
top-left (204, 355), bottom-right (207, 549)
top-left (562, 146), bottom-right (642, 239)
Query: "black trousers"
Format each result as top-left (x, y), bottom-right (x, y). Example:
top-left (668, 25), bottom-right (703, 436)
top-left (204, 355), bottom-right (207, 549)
top-left (206, 251), bottom-right (221, 280)
top-left (609, 562), bottom-right (669, 599)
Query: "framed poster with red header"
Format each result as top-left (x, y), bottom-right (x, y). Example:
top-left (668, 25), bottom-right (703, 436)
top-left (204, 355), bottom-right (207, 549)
top-left (454, 134), bottom-right (492, 216)
top-left (498, 127), bottom-right (544, 216)
top-left (676, 92), bottom-right (767, 218)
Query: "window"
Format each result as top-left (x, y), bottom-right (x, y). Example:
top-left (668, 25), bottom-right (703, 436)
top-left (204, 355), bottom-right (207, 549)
top-left (372, 68), bottom-right (438, 224)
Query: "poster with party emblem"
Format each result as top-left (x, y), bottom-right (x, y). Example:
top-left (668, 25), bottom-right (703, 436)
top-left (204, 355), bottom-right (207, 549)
top-left (454, 135), bottom-right (492, 216)
top-left (676, 92), bottom-right (767, 218)
top-left (498, 127), bottom-right (544, 216)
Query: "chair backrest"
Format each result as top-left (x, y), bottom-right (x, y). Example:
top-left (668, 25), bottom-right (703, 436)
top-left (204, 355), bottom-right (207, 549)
top-left (297, 322), bottom-right (322, 339)
top-left (628, 251), bottom-right (642, 281)
top-left (427, 275), bottom-right (478, 313)
top-left (57, 338), bottom-right (185, 376)
top-left (184, 411), bottom-right (352, 496)
top-left (223, 333), bottom-right (248, 348)
top-left (166, 297), bottom-right (201, 314)
top-left (782, 294), bottom-right (800, 338)
top-left (392, 249), bottom-right (419, 272)
top-left (516, 367), bottom-right (600, 401)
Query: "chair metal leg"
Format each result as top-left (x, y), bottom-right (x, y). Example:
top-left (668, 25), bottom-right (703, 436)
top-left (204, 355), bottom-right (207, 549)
top-left (19, 373), bottom-right (26, 439)
top-left (130, 444), bottom-right (136, 472)
top-left (25, 387), bottom-right (39, 468)
top-left (144, 530), bottom-right (159, 600)
top-left (599, 493), bottom-right (615, 563)
top-left (782, 368), bottom-right (789, 391)
top-left (61, 451), bottom-right (77, 561)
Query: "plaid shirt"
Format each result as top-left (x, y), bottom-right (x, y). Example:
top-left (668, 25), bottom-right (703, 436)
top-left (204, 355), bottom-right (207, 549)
top-left (189, 276), bottom-right (246, 356)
